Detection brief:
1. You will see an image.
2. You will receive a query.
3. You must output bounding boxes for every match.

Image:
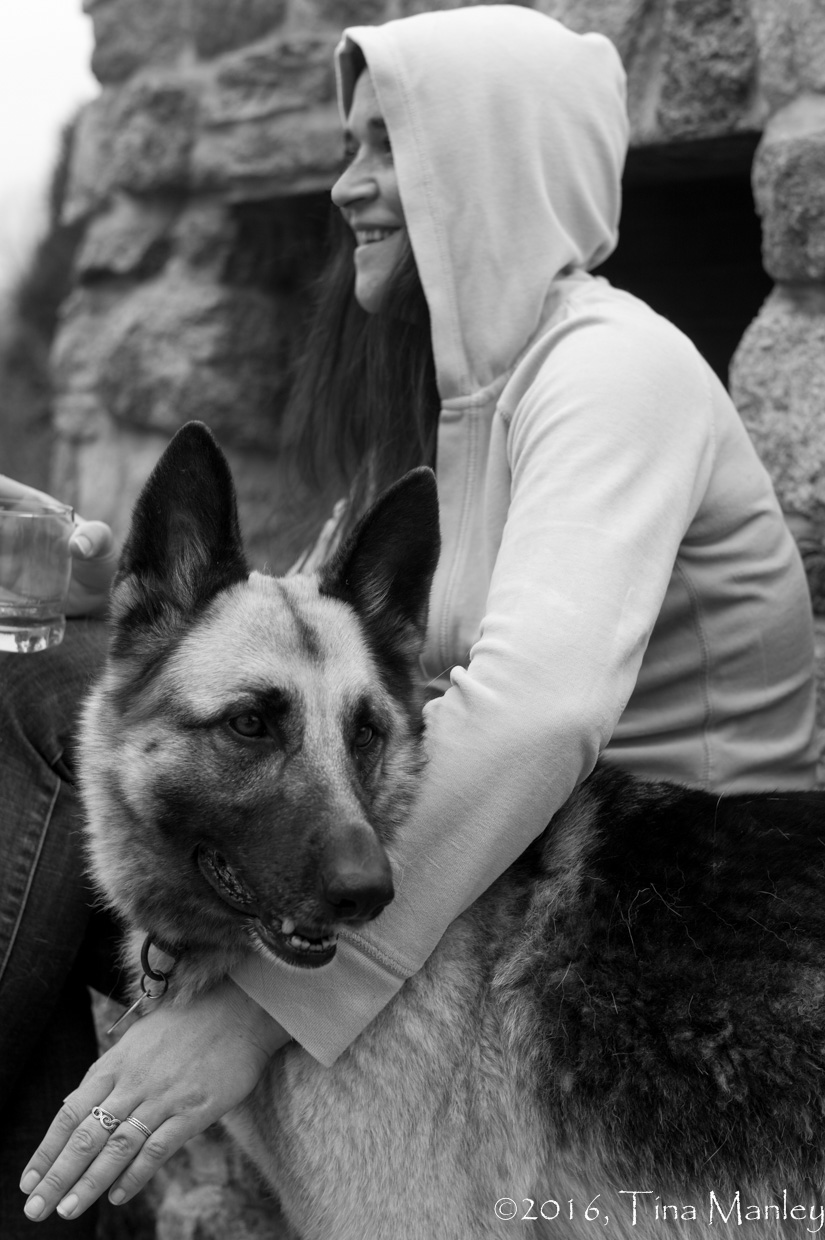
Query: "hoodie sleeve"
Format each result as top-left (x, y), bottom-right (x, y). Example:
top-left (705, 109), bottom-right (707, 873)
top-left (231, 303), bottom-right (717, 1065)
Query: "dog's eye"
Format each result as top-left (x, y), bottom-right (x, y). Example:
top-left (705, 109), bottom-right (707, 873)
top-left (353, 725), bottom-right (376, 749)
top-left (229, 713), bottom-right (267, 739)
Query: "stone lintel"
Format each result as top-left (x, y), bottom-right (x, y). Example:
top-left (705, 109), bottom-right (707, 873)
top-left (752, 96), bottom-right (825, 283)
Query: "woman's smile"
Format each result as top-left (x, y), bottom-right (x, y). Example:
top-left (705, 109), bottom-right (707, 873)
top-left (352, 226), bottom-right (406, 306)
top-left (331, 69), bottom-right (406, 313)
top-left (353, 227), bottom-right (402, 246)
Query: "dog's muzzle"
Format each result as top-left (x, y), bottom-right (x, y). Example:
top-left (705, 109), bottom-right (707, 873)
top-left (197, 845), bottom-right (339, 967)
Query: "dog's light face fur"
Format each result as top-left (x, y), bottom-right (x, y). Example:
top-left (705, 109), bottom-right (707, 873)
top-left (79, 423), bottom-right (439, 991)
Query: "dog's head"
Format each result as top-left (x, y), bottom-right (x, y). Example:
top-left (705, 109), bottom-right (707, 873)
top-left (80, 422), bottom-right (440, 987)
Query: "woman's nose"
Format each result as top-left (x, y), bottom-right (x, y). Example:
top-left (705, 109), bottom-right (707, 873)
top-left (331, 159), bottom-right (376, 210)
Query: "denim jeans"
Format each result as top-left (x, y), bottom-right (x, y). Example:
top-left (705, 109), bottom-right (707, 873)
top-left (0, 619), bottom-right (115, 1239)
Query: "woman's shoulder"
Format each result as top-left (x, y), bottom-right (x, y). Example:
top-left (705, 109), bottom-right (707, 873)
top-left (525, 271), bottom-right (707, 376)
top-left (499, 272), bottom-right (716, 428)
top-left (550, 271), bottom-right (683, 336)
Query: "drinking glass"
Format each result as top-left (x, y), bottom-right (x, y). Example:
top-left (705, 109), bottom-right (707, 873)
top-left (0, 498), bottom-right (74, 653)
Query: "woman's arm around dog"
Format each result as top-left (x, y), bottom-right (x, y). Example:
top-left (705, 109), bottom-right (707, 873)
top-left (19, 980), bottom-right (291, 1223)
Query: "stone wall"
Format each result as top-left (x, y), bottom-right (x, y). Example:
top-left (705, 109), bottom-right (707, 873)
top-left (54, 0), bottom-right (825, 576)
top-left (59, 0), bottom-right (825, 1237)
top-left (730, 90), bottom-right (825, 612)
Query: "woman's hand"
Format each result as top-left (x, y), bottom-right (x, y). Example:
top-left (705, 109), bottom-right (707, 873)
top-left (20, 979), bottom-right (292, 1223)
top-left (0, 475), bottom-right (119, 617)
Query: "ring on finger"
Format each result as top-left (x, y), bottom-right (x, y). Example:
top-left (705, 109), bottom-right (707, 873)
top-left (124, 1116), bottom-right (153, 1139)
top-left (91, 1106), bottom-right (122, 1134)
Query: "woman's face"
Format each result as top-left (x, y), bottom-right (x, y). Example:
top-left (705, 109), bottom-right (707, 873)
top-left (331, 70), bottom-right (407, 314)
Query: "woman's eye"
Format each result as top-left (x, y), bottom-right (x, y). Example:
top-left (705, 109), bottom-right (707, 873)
top-left (341, 135), bottom-right (391, 167)
top-left (354, 725), bottom-right (376, 749)
top-left (229, 714), bottom-right (267, 739)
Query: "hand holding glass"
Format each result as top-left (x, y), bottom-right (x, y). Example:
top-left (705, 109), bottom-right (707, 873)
top-left (0, 499), bottom-right (74, 652)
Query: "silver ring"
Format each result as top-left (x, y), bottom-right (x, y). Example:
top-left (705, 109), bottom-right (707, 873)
top-left (91, 1106), bottom-right (121, 1133)
top-left (125, 1116), bottom-right (153, 1139)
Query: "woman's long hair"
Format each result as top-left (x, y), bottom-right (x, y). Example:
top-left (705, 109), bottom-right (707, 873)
top-left (284, 206), bottom-right (441, 544)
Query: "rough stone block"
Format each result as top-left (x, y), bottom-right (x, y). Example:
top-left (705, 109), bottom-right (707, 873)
top-left (62, 93), bottom-right (118, 225)
top-left (326, 0), bottom-right (389, 23)
top-left (531, 0), bottom-right (649, 64)
top-left (194, 102), bottom-right (343, 198)
top-left (752, 97), bottom-right (825, 284)
top-left (88, 279), bottom-right (289, 451)
top-left (84, 0), bottom-right (188, 84)
top-left (192, 0), bottom-right (288, 60)
top-left (192, 35), bottom-right (340, 196)
top-left (655, 0), bottom-right (761, 140)
top-left (206, 34), bottom-right (338, 123)
top-left (52, 391), bottom-right (110, 452)
top-left (398, 0), bottom-right (514, 15)
top-left (751, 0), bottom-right (825, 112)
top-left (302, 0), bottom-right (390, 23)
top-left (732, 284), bottom-right (825, 615)
top-left (52, 278), bottom-right (290, 456)
top-left (76, 195), bottom-right (176, 279)
top-left (53, 419), bottom-right (305, 591)
top-left (51, 411), bottom-right (167, 539)
top-left (110, 75), bottom-right (198, 195)
top-left (171, 201), bottom-right (240, 273)
top-left (52, 288), bottom-right (123, 415)
top-left (730, 283), bottom-right (825, 538)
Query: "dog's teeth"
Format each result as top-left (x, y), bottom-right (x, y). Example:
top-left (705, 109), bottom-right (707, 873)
top-left (281, 917), bottom-right (296, 935)
top-left (285, 929), bottom-right (338, 953)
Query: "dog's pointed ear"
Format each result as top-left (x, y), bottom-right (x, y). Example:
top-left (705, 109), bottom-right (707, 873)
top-left (319, 468), bottom-right (440, 669)
top-left (114, 422), bottom-right (248, 627)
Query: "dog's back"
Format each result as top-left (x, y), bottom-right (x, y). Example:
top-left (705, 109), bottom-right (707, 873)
top-left (81, 424), bottom-right (825, 1240)
top-left (232, 766), bottom-right (825, 1240)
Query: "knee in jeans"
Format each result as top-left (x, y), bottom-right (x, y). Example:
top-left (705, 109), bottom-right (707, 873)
top-left (0, 620), bottom-right (109, 761)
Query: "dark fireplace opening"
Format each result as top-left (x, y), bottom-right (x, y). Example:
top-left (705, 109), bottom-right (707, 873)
top-left (226, 194), bottom-right (333, 298)
top-left (596, 134), bottom-right (771, 387)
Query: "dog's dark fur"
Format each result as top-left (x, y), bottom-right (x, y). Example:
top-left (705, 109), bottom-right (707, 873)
top-left (81, 423), bottom-right (825, 1239)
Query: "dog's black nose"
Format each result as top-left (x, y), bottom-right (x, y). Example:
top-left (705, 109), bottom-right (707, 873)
top-left (319, 833), bottom-right (394, 922)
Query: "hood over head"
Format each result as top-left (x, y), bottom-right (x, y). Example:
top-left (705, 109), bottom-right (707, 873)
top-left (335, 5), bottom-right (628, 401)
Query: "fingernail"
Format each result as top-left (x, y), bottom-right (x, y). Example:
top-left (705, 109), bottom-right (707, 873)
top-left (72, 533), bottom-right (92, 558)
top-left (109, 1188), bottom-right (126, 1205)
top-left (57, 1194), bottom-right (79, 1219)
top-left (24, 1196), bottom-right (45, 1220)
top-left (19, 1170), bottom-right (40, 1193)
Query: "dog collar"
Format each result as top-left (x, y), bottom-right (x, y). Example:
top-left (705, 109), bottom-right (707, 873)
top-left (106, 933), bottom-right (186, 1036)
top-left (140, 933), bottom-right (186, 979)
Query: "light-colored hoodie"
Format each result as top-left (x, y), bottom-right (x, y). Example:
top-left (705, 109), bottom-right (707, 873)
top-left (233, 6), bottom-right (818, 1065)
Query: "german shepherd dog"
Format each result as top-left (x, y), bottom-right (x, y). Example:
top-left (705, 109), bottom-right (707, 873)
top-left (81, 422), bottom-right (825, 1239)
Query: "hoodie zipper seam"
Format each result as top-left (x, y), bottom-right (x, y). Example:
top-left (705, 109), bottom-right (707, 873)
top-left (438, 413), bottom-right (481, 670)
